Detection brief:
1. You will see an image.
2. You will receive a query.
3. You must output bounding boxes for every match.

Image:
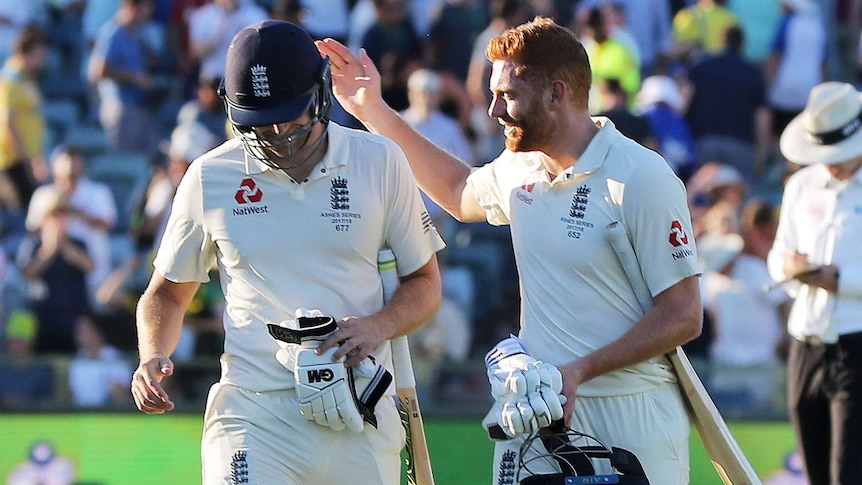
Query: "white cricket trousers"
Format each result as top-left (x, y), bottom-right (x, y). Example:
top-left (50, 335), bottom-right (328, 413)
top-left (493, 381), bottom-right (691, 484)
top-left (201, 382), bottom-right (404, 484)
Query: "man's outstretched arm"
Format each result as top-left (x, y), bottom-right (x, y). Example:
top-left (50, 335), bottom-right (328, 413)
top-left (317, 38), bottom-right (486, 223)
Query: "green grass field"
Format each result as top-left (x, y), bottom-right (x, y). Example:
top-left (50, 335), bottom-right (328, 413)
top-left (0, 414), bottom-right (797, 484)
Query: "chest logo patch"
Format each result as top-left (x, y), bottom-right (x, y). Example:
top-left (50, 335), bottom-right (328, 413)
top-left (559, 184), bottom-right (595, 240)
top-left (570, 185), bottom-right (590, 218)
top-left (331, 177), bottom-right (349, 210)
top-left (321, 177), bottom-right (361, 232)
top-left (235, 178), bottom-right (263, 204)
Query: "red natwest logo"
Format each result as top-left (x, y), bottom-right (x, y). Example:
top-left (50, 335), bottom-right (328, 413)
top-left (668, 220), bottom-right (689, 247)
top-left (235, 178), bottom-right (263, 204)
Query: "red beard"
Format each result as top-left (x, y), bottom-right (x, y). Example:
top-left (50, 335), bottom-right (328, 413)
top-left (503, 102), bottom-right (553, 152)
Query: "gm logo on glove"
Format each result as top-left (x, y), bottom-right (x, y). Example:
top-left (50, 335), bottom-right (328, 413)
top-left (306, 368), bottom-right (335, 383)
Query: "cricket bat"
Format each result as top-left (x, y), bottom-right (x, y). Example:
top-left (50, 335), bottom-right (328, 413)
top-left (378, 249), bottom-right (435, 485)
top-left (605, 222), bottom-right (761, 485)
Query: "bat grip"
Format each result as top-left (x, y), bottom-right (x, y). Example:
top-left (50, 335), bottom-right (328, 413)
top-left (392, 335), bottom-right (416, 388)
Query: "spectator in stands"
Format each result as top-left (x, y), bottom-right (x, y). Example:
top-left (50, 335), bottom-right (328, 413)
top-left (0, 3), bottom-right (46, 63)
top-left (725, 0), bottom-right (782, 64)
top-left (465, 0), bottom-right (531, 162)
top-left (401, 68), bottom-right (478, 324)
top-left (268, 0), bottom-right (304, 25)
top-left (87, 0), bottom-right (163, 155)
top-left (142, 121), bottom-right (220, 252)
top-left (0, 309), bottom-right (54, 408)
top-left (686, 162), bottom-right (748, 239)
top-left (427, 0), bottom-right (489, 83)
top-left (67, 312), bottom-right (133, 408)
top-left (6, 441), bottom-right (75, 485)
top-left (94, 121), bottom-right (219, 351)
top-left (402, 69), bottom-right (474, 172)
top-left (581, 6), bottom-right (640, 114)
top-left (764, 0), bottom-right (828, 151)
top-left (686, 25), bottom-right (771, 183)
top-left (25, 146), bottom-right (117, 305)
top-left (361, 0), bottom-right (425, 112)
top-left (408, 297), bottom-right (472, 397)
top-left (574, 0), bottom-right (673, 78)
top-left (187, 0), bottom-right (268, 82)
top-left (0, 26), bottom-right (50, 212)
top-left (596, 78), bottom-right (657, 152)
top-left (671, 0), bottom-right (739, 65)
top-left (597, 2), bottom-right (641, 67)
top-left (176, 73), bottom-right (228, 142)
top-left (700, 199), bottom-right (791, 416)
top-left (636, 74), bottom-right (698, 180)
top-left (297, 0), bottom-right (351, 44)
top-left (17, 192), bottom-right (93, 355)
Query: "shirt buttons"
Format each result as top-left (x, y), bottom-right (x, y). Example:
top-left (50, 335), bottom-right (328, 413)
top-left (321, 168), bottom-right (326, 173)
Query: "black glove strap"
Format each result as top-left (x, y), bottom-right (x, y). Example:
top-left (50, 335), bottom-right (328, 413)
top-left (347, 358), bottom-right (393, 429)
top-left (267, 316), bottom-right (338, 344)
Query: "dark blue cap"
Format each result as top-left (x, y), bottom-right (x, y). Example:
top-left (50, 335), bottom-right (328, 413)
top-left (222, 20), bottom-right (324, 128)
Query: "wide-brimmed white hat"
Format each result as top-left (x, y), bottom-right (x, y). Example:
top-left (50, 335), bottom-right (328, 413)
top-left (780, 82), bottom-right (862, 165)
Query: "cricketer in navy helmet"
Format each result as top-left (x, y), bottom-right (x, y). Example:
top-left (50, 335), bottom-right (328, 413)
top-left (130, 20), bottom-right (444, 484)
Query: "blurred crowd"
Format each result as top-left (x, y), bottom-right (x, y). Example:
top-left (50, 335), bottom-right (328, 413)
top-left (0, 0), bottom-right (859, 415)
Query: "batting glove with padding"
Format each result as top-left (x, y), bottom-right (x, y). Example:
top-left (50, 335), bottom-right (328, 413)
top-left (483, 336), bottom-right (567, 440)
top-left (267, 309), bottom-right (391, 433)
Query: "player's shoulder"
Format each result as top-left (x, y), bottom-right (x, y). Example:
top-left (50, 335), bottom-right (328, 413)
top-left (604, 124), bottom-right (670, 175)
top-left (335, 123), bottom-right (399, 150)
top-left (194, 137), bottom-right (244, 167)
top-left (182, 137), bottom-right (246, 184)
top-left (331, 123), bottom-right (405, 166)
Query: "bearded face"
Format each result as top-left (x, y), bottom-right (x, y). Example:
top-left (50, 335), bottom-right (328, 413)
top-left (490, 60), bottom-right (554, 153)
top-left (502, 92), bottom-right (554, 152)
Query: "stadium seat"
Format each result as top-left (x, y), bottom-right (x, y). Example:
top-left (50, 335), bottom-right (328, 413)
top-left (63, 123), bottom-right (108, 157)
top-left (42, 98), bottom-right (80, 137)
top-left (86, 152), bottom-right (152, 236)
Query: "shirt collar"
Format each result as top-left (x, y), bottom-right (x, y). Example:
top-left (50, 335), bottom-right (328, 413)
top-left (563, 116), bottom-right (616, 177)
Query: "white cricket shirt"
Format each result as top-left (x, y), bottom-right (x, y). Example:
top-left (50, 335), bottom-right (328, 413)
top-left (467, 118), bottom-right (701, 396)
top-left (154, 123), bottom-right (445, 392)
top-left (767, 163), bottom-right (862, 343)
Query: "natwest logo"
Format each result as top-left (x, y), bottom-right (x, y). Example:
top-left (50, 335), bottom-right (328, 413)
top-left (235, 178), bottom-right (263, 204)
top-left (668, 220), bottom-right (689, 247)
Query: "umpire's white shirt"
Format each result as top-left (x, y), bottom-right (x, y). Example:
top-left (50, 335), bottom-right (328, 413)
top-left (767, 163), bottom-right (862, 343)
top-left (467, 118), bottom-right (701, 397)
top-left (154, 123), bottom-right (445, 392)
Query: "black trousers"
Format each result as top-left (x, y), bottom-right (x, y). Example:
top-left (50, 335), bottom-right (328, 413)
top-left (788, 332), bottom-right (862, 485)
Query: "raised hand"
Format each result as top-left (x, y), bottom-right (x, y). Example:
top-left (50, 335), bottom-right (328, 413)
top-left (315, 38), bottom-right (385, 121)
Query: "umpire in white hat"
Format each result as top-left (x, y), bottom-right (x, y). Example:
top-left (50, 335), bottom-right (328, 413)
top-left (767, 81), bottom-right (862, 485)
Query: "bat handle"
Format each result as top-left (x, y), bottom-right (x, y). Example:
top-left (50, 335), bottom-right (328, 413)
top-left (392, 335), bottom-right (416, 388)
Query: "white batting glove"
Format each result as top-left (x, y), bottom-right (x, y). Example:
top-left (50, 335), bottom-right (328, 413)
top-left (483, 387), bottom-right (567, 440)
top-left (292, 345), bottom-right (364, 432)
top-left (483, 336), bottom-right (567, 440)
top-left (486, 335), bottom-right (537, 400)
top-left (269, 308), bottom-right (365, 433)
